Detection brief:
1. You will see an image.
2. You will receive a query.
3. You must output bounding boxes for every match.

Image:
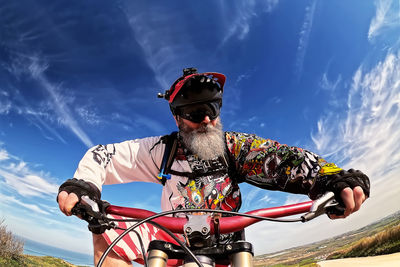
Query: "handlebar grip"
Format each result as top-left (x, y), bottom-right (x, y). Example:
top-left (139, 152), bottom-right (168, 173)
top-left (326, 205), bottom-right (345, 216)
top-left (71, 196), bottom-right (114, 234)
top-left (71, 202), bottom-right (92, 219)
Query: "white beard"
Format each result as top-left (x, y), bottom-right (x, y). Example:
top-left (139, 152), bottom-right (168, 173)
top-left (179, 119), bottom-right (225, 160)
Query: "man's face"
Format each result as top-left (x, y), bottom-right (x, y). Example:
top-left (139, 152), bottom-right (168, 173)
top-left (176, 115), bottom-right (225, 160)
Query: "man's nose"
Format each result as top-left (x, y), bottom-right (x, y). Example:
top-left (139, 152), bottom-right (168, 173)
top-left (202, 115), bottom-right (211, 123)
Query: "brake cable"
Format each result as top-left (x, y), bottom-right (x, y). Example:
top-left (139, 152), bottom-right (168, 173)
top-left (99, 214), bottom-right (202, 267)
top-left (100, 208), bottom-right (305, 267)
top-left (92, 192), bottom-right (338, 267)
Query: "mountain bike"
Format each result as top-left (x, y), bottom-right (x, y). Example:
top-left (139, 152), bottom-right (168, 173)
top-left (72, 192), bottom-right (343, 267)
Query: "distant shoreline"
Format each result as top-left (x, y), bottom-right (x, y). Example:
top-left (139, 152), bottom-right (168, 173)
top-left (22, 237), bottom-right (93, 267)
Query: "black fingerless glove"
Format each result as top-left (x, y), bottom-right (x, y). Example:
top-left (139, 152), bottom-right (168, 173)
top-left (326, 169), bottom-right (370, 201)
top-left (57, 178), bottom-right (101, 202)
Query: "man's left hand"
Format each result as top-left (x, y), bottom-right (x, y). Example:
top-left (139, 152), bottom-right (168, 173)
top-left (326, 169), bottom-right (370, 219)
top-left (329, 186), bottom-right (367, 219)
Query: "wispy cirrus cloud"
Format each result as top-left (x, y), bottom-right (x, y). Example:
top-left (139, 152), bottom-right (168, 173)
top-left (219, 0), bottom-right (279, 45)
top-left (0, 158), bottom-right (58, 198)
top-left (295, 0), bottom-right (318, 79)
top-left (2, 53), bottom-right (94, 147)
top-left (283, 194), bottom-right (308, 206)
top-left (319, 73), bottom-right (342, 92)
top-left (248, 51), bottom-right (400, 255)
top-left (0, 3), bottom-right (94, 147)
top-left (75, 106), bottom-right (102, 126)
top-left (368, 0), bottom-right (399, 41)
top-left (307, 51), bottom-right (400, 241)
top-left (241, 186), bottom-right (278, 212)
top-left (122, 1), bottom-right (279, 91)
top-left (0, 91), bottom-right (12, 115)
top-left (0, 145), bottom-right (58, 200)
top-left (0, 144), bottom-right (93, 253)
top-left (0, 149), bottom-right (9, 161)
top-left (312, 52), bottom-right (400, 176)
top-left (121, 5), bottom-right (196, 90)
top-left (30, 60), bottom-right (94, 147)
top-left (0, 193), bottom-right (51, 215)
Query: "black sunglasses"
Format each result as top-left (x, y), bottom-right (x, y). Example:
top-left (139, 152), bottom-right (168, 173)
top-left (177, 101), bottom-right (221, 123)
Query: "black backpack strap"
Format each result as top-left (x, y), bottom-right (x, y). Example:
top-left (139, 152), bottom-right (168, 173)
top-left (157, 131), bottom-right (178, 185)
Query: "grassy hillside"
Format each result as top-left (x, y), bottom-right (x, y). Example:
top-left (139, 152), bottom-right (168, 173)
top-left (0, 255), bottom-right (80, 267)
top-left (1, 219), bottom-right (82, 267)
top-left (254, 210), bottom-right (400, 267)
top-left (328, 223), bottom-right (400, 259)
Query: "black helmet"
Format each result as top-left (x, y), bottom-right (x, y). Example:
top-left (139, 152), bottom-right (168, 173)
top-left (158, 68), bottom-right (226, 115)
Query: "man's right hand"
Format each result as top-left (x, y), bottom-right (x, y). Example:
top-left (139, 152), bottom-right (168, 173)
top-left (57, 178), bottom-right (101, 216)
top-left (57, 191), bottom-right (79, 216)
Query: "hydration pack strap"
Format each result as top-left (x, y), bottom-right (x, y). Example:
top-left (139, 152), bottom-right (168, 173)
top-left (157, 131), bottom-right (240, 185)
top-left (157, 131), bottom-right (178, 185)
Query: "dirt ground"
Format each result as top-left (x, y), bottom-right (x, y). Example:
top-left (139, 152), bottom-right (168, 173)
top-left (317, 252), bottom-right (400, 267)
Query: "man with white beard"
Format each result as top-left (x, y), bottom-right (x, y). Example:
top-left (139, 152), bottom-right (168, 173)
top-left (57, 68), bottom-right (370, 266)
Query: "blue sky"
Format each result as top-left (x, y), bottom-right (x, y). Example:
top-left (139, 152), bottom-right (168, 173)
top-left (1, 0), bottom-right (400, 257)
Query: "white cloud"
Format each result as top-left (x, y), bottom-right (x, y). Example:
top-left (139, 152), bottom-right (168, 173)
top-left (313, 52), bottom-right (400, 175)
top-left (75, 106), bottom-right (101, 126)
top-left (0, 90), bottom-right (12, 115)
top-left (319, 73), bottom-right (342, 92)
top-left (122, 6), bottom-right (195, 90)
top-left (247, 51), bottom-right (400, 256)
top-left (220, 0), bottom-right (279, 44)
top-left (0, 193), bottom-right (50, 215)
top-left (0, 149), bottom-right (9, 161)
top-left (0, 169), bottom-right (58, 197)
top-left (3, 53), bottom-right (94, 147)
top-left (2, 211), bottom-right (93, 255)
top-left (260, 193), bottom-right (274, 204)
top-left (270, 96), bottom-right (282, 104)
top-left (33, 75), bottom-right (94, 147)
top-left (283, 194), bottom-right (309, 206)
top-left (295, 0), bottom-right (318, 79)
top-left (242, 187), bottom-right (263, 211)
top-left (0, 148), bottom-right (58, 198)
top-left (0, 101), bottom-right (12, 115)
top-left (368, 0), bottom-right (398, 41)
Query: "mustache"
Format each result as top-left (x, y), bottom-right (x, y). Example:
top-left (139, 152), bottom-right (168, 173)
top-left (178, 119), bottom-right (225, 160)
top-left (193, 123), bottom-right (213, 133)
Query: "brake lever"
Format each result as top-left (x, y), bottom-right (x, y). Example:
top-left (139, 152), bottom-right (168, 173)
top-left (301, 192), bottom-right (341, 222)
top-left (71, 196), bottom-right (115, 234)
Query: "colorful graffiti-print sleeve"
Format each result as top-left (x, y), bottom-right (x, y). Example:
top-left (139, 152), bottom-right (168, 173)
top-left (225, 132), bottom-right (342, 199)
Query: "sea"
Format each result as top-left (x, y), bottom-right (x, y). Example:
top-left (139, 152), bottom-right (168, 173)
top-left (22, 237), bottom-right (94, 266)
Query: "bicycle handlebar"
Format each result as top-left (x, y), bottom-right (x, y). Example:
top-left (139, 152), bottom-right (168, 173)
top-left (75, 191), bottom-right (341, 235)
top-left (106, 200), bottom-right (314, 234)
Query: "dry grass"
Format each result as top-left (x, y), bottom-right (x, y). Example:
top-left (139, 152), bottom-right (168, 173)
top-left (0, 219), bottom-right (24, 259)
top-left (329, 223), bottom-right (400, 258)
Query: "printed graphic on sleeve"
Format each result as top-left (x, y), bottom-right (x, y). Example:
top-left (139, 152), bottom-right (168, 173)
top-left (225, 132), bottom-right (327, 193)
top-left (92, 144), bottom-right (116, 167)
top-left (319, 160), bottom-right (342, 175)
